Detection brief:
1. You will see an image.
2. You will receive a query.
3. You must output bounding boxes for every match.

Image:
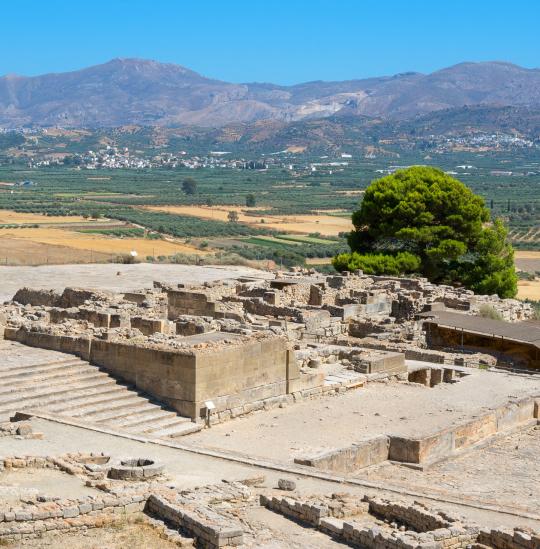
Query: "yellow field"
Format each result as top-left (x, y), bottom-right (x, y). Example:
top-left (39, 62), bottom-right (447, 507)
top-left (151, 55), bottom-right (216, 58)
top-left (517, 279), bottom-right (540, 300)
top-left (336, 190), bottom-right (365, 196)
top-left (0, 227), bottom-right (205, 262)
top-left (0, 211), bottom-right (91, 225)
top-left (145, 205), bottom-right (353, 236)
top-left (305, 257), bottom-right (333, 265)
top-left (515, 251), bottom-right (540, 259)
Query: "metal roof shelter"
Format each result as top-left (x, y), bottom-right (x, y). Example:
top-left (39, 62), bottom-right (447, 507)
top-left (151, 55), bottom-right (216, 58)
top-left (419, 310), bottom-right (540, 350)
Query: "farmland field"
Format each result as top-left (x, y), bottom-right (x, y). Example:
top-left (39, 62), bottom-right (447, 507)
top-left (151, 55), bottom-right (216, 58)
top-left (0, 147), bottom-right (538, 271)
top-left (0, 206), bottom-right (208, 264)
top-left (0, 210), bottom-right (91, 225)
top-left (517, 280), bottom-right (540, 300)
top-left (145, 205), bottom-right (352, 235)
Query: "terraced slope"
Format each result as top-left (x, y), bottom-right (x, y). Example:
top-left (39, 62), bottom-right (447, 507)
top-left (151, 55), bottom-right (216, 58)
top-left (0, 341), bottom-right (201, 439)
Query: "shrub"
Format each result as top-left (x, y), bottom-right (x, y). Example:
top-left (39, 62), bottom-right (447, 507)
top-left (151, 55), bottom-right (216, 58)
top-left (332, 251), bottom-right (421, 276)
top-left (525, 300), bottom-right (540, 320)
top-left (478, 304), bottom-right (503, 321)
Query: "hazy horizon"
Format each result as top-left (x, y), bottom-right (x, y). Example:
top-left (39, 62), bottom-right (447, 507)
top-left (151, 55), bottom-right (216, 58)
top-left (2, 0), bottom-right (538, 85)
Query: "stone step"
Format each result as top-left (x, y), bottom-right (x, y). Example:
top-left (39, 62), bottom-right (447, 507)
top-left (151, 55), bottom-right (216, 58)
top-left (0, 351), bottom-right (194, 440)
top-left (122, 412), bottom-right (190, 432)
top-left (66, 394), bottom-right (147, 418)
top-left (0, 368), bottom-right (111, 402)
top-left (150, 421), bottom-right (203, 438)
top-left (0, 357), bottom-right (84, 373)
top-left (0, 385), bottom-right (119, 418)
top-left (86, 401), bottom-right (154, 422)
top-left (35, 378), bottom-right (130, 415)
top-left (104, 408), bottom-right (177, 429)
top-left (0, 376), bottom-right (118, 412)
top-left (0, 363), bottom-right (99, 387)
top-left (0, 361), bottom-right (99, 379)
top-left (44, 385), bottom-right (138, 414)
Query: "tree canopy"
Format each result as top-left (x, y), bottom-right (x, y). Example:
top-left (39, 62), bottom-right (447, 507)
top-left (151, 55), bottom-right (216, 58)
top-left (182, 177), bottom-right (197, 195)
top-left (333, 166), bottom-right (517, 298)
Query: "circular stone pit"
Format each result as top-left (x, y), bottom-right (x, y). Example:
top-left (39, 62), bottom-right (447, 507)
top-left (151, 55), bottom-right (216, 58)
top-left (108, 458), bottom-right (163, 480)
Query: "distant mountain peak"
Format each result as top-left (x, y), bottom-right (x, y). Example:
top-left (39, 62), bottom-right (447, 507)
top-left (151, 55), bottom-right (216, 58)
top-left (0, 58), bottom-right (539, 128)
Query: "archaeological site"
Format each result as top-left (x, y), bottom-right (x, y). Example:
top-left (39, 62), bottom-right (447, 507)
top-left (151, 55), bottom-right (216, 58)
top-left (0, 264), bottom-right (539, 548)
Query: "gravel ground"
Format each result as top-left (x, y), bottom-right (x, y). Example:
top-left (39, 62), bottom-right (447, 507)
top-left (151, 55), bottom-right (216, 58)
top-left (8, 516), bottom-right (181, 548)
top-left (188, 372), bottom-right (540, 462)
top-left (0, 468), bottom-right (100, 505)
top-left (243, 506), bottom-right (347, 548)
top-left (357, 425), bottom-right (540, 516)
top-left (0, 263), bottom-right (270, 302)
top-left (2, 418), bottom-right (539, 530)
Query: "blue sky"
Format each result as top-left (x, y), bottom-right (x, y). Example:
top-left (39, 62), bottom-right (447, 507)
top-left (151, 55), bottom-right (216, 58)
top-left (2, 0), bottom-right (538, 84)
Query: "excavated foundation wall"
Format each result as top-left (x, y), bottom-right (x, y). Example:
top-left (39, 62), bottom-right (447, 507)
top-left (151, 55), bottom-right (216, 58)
top-left (388, 396), bottom-right (539, 465)
top-left (6, 329), bottom-right (92, 361)
top-left (4, 327), bottom-right (318, 421)
top-left (295, 395), bottom-right (540, 472)
top-left (426, 324), bottom-right (540, 370)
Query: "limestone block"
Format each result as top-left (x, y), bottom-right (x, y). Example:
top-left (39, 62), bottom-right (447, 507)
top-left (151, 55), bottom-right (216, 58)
top-left (278, 479), bottom-right (296, 491)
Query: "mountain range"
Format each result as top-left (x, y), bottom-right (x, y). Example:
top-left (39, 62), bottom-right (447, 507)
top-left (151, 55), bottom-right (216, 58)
top-left (1, 58), bottom-right (540, 128)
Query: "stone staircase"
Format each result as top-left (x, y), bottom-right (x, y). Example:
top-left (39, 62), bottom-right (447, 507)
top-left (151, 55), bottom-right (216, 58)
top-left (0, 353), bottom-right (202, 439)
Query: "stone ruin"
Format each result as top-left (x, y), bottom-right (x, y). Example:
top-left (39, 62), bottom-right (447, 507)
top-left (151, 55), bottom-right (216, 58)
top-left (1, 452), bottom-right (538, 548)
top-left (0, 269), bottom-right (539, 547)
top-left (0, 270), bottom-right (535, 427)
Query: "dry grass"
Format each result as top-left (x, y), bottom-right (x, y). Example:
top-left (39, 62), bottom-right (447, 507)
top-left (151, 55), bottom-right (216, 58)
top-left (517, 279), bottom-right (540, 300)
top-left (515, 251), bottom-right (540, 259)
top-left (0, 227), bottom-right (206, 264)
top-left (11, 515), bottom-right (181, 548)
top-left (305, 257), bottom-right (333, 265)
top-left (335, 190), bottom-right (365, 196)
top-left (0, 239), bottom-right (110, 265)
top-left (0, 211), bottom-right (90, 224)
top-left (42, 128), bottom-right (90, 138)
top-left (145, 205), bottom-right (353, 236)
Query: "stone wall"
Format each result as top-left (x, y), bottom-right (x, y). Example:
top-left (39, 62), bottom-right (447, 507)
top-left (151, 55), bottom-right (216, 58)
top-left (6, 326), bottom-right (92, 361)
top-left (90, 338), bottom-right (198, 416)
top-left (4, 325), bottom-right (320, 422)
top-left (294, 436), bottom-right (389, 473)
top-left (426, 324), bottom-right (540, 370)
top-left (12, 288), bottom-right (61, 307)
top-left (89, 337), bottom-right (301, 420)
top-left (49, 307), bottom-right (122, 329)
top-left (130, 316), bottom-right (174, 336)
top-left (167, 285), bottom-right (237, 319)
top-left (0, 454), bottom-right (243, 547)
top-left (193, 337), bottom-right (293, 416)
top-left (261, 493), bottom-right (480, 549)
top-left (295, 395), bottom-right (540, 471)
top-left (477, 527), bottom-right (540, 549)
top-left (388, 395), bottom-right (539, 465)
top-left (146, 494), bottom-right (243, 548)
top-left (0, 455), bottom-right (148, 543)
